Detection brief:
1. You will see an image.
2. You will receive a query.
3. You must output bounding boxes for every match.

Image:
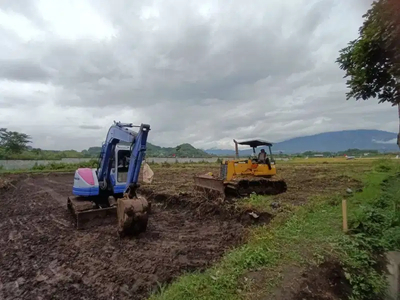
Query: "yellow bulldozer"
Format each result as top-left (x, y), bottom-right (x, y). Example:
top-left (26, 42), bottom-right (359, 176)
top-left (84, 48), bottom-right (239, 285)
top-left (194, 139), bottom-right (287, 198)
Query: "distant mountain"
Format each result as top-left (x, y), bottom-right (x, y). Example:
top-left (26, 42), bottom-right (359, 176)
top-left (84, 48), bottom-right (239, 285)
top-left (146, 142), bottom-right (211, 157)
top-left (205, 130), bottom-right (399, 155)
top-left (82, 142), bottom-right (211, 158)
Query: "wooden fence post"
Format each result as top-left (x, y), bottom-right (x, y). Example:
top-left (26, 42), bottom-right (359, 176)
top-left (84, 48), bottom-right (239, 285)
top-left (342, 199), bottom-right (348, 232)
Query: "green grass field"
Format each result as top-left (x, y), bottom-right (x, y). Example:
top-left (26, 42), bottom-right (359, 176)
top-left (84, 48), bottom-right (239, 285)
top-left (147, 159), bottom-right (400, 300)
top-left (1, 157), bottom-right (400, 299)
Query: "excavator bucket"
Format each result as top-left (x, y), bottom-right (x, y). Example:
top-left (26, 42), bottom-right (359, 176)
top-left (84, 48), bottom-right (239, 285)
top-left (117, 194), bottom-right (150, 237)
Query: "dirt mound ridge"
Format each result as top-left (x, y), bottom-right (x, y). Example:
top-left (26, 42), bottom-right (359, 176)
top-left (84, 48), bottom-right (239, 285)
top-left (139, 187), bottom-right (274, 226)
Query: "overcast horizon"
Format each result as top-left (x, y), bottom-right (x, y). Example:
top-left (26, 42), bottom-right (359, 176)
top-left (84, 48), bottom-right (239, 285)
top-left (1, 0), bottom-right (398, 151)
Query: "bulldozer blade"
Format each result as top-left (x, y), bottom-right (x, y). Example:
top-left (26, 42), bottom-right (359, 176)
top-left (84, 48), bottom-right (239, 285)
top-left (67, 196), bottom-right (117, 230)
top-left (117, 195), bottom-right (150, 237)
top-left (194, 175), bottom-right (225, 194)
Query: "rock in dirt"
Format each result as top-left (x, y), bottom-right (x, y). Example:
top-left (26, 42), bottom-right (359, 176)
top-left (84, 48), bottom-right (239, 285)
top-left (270, 202), bottom-right (280, 209)
top-left (239, 210), bottom-right (273, 226)
top-left (249, 212), bottom-right (259, 219)
top-left (0, 178), bottom-right (14, 190)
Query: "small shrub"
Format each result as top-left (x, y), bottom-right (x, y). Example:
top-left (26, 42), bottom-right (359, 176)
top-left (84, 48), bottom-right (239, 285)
top-left (31, 163), bottom-right (46, 170)
top-left (343, 172), bottom-right (400, 299)
top-left (373, 160), bottom-right (392, 172)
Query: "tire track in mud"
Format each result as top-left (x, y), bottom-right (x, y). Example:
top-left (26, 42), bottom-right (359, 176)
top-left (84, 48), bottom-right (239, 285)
top-left (0, 173), bottom-right (246, 300)
top-left (24, 178), bottom-right (68, 207)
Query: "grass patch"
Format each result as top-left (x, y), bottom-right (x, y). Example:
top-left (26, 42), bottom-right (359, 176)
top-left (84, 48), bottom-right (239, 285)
top-left (235, 193), bottom-right (295, 217)
top-left (236, 193), bottom-right (275, 212)
top-left (149, 160), bottom-right (400, 300)
top-left (0, 160), bottom-right (98, 174)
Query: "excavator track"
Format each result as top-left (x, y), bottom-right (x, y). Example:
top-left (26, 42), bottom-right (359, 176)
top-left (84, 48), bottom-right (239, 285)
top-left (67, 196), bottom-right (117, 229)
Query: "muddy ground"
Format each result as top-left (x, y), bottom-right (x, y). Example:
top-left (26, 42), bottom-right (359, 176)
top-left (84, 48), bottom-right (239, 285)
top-left (0, 163), bottom-right (365, 300)
top-left (0, 174), bottom-right (246, 300)
top-left (141, 163), bottom-right (365, 205)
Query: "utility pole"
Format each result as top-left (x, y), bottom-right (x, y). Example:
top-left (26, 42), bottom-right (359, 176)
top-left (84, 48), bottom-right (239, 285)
top-left (398, 104), bottom-right (400, 149)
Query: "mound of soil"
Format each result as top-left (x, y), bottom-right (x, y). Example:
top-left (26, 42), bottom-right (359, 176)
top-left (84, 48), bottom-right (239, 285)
top-left (242, 259), bottom-right (351, 300)
top-left (0, 178), bottom-right (14, 191)
top-left (139, 186), bottom-right (275, 228)
top-left (291, 261), bottom-right (351, 300)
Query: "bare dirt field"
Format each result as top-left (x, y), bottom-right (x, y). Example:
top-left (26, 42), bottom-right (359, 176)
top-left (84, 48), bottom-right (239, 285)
top-left (0, 162), bottom-right (367, 300)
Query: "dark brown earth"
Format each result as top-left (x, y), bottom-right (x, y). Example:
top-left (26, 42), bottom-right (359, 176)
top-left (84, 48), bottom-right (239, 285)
top-left (241, 260), bottom-right (351, 300)
top-left (290, 260), bottom-right (351, 300)
top-left (0, 163), bottom-right (366, 300)
top-left (141, 164), bottom-right (364, 206)
top-left (248, 260), bottom-right (351, 300)
top-left (0, 173), bottom-right (245, 300)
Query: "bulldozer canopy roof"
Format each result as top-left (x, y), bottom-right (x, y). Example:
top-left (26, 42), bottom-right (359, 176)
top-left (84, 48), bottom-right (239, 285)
top-left (237, 139), bottom-right (273, 148)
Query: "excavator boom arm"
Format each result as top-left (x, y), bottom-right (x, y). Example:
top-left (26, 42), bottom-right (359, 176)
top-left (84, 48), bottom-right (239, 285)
top-left (125, 124), bottom-right (150, 193)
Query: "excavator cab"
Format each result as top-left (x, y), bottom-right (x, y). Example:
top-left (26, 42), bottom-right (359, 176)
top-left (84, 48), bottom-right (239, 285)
top-left (194, 139), bottom-right (287, 199)
top-left (109, 144), bottom-right (131, 188)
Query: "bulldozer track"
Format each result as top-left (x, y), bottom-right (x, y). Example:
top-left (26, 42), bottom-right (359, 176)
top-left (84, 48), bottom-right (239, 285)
top-left (226, 178), bottom-right (288, 197)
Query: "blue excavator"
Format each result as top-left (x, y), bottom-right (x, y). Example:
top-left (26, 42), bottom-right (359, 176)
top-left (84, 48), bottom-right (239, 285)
top-left (67, 121), bottom-right (152, 236)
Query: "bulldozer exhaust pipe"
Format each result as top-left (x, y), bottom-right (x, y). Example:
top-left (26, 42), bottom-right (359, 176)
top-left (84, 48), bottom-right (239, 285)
top-left (233, 139), bottom-right (239, 160)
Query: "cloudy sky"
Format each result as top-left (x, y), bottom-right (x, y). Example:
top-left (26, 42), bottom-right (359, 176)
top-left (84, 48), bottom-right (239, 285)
top-left (0, 0), bottom-right (397, 151)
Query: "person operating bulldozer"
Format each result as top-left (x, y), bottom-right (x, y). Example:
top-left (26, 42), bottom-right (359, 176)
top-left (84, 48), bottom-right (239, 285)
top-left (258, 149), bottom-right (267, 163)
top-left (258, 149), bottom-right (272, 170)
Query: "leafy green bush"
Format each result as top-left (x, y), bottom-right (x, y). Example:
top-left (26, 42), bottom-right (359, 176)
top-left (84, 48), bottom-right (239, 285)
top-left (31, 163), bottom-right (47, 170)
top-left (373, 159), bottom-right (392, 173)
top-left (343, 172), bottom-right (400, 299)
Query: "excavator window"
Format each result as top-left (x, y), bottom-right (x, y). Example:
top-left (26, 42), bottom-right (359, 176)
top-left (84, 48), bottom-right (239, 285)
top-left (116, 150), bottom-right (130, 182)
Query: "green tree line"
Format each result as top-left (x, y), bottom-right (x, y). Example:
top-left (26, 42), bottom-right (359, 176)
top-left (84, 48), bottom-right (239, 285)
top-left (0, 128), bottom-right (211, 160)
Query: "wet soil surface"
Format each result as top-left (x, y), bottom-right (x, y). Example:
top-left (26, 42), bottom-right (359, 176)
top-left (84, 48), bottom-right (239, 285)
top-left (0, 173), bottom-right (245, 300)
top-left (242, 259), bottom-right (351, 300)
top-left (143, 164), bottom-right (364, 206)
top-left (290, 260), bottom-right (351, 300)
top-left (0, 163), bottom-right (366, 300)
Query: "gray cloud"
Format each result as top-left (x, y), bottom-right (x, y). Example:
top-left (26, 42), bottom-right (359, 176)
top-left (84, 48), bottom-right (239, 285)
top-left (0, 59), bottom-right (50, 82)
top-left (79, 125), bottom-right (103, 130)
top-left (0, 0), bottom-right (393, 151)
